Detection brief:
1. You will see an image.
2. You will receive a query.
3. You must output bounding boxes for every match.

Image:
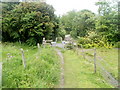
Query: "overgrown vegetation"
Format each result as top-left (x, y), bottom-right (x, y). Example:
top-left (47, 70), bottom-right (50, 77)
top-left (2, 43), bottom-right (60, 88)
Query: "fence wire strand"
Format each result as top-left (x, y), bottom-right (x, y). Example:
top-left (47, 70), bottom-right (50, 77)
top-left (77, 48), bottom-right (118, 88)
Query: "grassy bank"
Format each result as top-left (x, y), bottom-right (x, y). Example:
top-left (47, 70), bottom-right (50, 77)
top-left (62, 50), bottom-right (113, 88)
top-left (2, 42), bottom-right (60, 88)
top-left (97, 48), bottom-right (118, 80)
top-left (83, 48), bottom-right (118, 80)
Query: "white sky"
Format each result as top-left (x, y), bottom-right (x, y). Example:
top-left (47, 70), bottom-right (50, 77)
top-left (46, 0), bottom-right (99, 16)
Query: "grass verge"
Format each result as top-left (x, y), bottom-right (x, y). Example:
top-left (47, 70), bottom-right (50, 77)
top-left (63, 50), bottom-right (113, 88)
top-left (82, 48), bottom-right (118, 80)
top-left (2, 42), bottom-right (60, 88)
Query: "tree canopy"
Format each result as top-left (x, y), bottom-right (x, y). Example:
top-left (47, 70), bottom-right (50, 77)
top-left (2, 2), bottom-right (59, 45)
top-left (59, 0), bottom-right (119, 48)
top-left (2, 0), bottom-right (119, 47)
top-left (60, 9), bottom-right (96, 38)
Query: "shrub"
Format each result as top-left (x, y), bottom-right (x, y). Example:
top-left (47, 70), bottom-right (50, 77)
top-left (65, 43), bottom-right (74, 49)
top-left (77, 37), bottom-right (91, 46)
top-left (83, 44), bottom-right (93, 48)
top-left (77, 32), bottom-right (115, 48)
top-left (114, 42), bottom-right (120, 48)
top-left (70, 30), bottom-right (77, 39)
top-left (103, 42), bottom-right (113, 49)
top-left (26, 37), bottom-right (37, 46)
top-left (58, 29), bottom-right (66, 39)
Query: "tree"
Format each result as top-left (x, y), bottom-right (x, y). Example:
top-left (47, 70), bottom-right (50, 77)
top-left (95, 0), bottom-right (119, 42)
top-left (2, 2), bottom-right (59, 45)
top-left (60, 10), bottom-right (77, 34)
top-left (60, 9), bottom-right (96, 38)
top-left (72, 9), bottom-right (96, 37)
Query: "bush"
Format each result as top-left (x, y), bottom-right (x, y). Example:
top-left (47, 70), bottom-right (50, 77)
top-left (65, 43), bottom-right (74, 49)
top-left (70, 30), bottom-right (77, 39)
top-left (78, 37), bottom-right (91, 45)
top-left (77, 33), bottom-right (114, 48)
top-left (114, 42), bottom-right (120, 48)
top-left (26, 37), bottom-right (37, 46)
top-left (83, 44), bottom-right (93, 48)
top-left (58, 29), bottom-right (66, 39)
top-left (103, 42), bottom-right (113, 49)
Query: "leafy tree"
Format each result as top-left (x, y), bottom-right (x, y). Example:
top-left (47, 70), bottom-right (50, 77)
top-left (60, 10), bottom-right (77, 34)
top-left (2, 2), bottom-right (59, 45)
top-left (95, 0), bottom-right (119, 42)
top-left (60, 9), bottom-right (96, 38)
top-left (72, 9), bottom-right (96, 37)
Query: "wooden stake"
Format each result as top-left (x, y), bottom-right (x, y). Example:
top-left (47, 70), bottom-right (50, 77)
top-left (20, 48), bottom-right (26, 68)
top-left (81, 44), bottom-right (85, 59)
top-left (61, 37), bottom-right (62, 42)
top-left (56, 38), bottom-right (58, 42)
top-left (76, 46), bottom-right (78, 55)
top-left (37, 43), bottom-right (40, 49)
top-left (94, 48), bottom-right (96, 73)
top-left (0, 62), bottom-right (2, 87)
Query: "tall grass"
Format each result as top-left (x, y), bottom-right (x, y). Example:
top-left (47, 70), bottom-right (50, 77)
top-left (2, 42), bottom-right (60, 88)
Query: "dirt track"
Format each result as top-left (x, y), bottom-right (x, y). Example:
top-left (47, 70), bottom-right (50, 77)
top-left (55, 49), bottom-right (64, 88)
top-left (0, 62), bottom-right (2, 87)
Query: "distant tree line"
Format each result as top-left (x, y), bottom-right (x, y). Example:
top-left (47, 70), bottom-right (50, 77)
top-left (59, 0), bottom-right (119, 48)
top-left (1, 0), bottom-right (119, 47)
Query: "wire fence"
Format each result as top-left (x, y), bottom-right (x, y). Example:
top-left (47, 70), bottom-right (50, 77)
top-left (76, 46), bottom-right (118, 88)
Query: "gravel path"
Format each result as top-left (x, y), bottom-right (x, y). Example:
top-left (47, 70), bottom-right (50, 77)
top-left (52, 43), bottom-right (64, 48)
top-left (55, 49), bottom-right (64, 88)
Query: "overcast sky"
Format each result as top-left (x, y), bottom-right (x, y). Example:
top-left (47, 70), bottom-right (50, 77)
top-left (46, 0), bottom-right (99, 16)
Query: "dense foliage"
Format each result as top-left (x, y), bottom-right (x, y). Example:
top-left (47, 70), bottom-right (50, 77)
top-left (2, 2), bottom-right (59, 45)
top-left (2, 0), bottom-right (119, 48)
top-left (95, 1), bottom-right (119, 42)
top-left (60, 10), bottom-right (96, 38)
top-left (60, 0), bottom-right (119, 48)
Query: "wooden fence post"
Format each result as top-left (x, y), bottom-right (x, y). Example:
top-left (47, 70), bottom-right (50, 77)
top-left (0, 62), bottom-right (2, 87)
top-left (19, 39), bottom-right (21, 44)
top-left (76, 45), bottom-right (79, 55)
top-left (81, 44), bottom-right (85, 59)
top-left (20, 48), bottom-right (26, 68)
top-left (56, 38), bottom-right (57, 42)
top-left (94, 47), bottom-right (96, 73)
top-left (43, 38), bottom-right (46, 48)
top-left (37, 43), bottom-right (40, 49)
